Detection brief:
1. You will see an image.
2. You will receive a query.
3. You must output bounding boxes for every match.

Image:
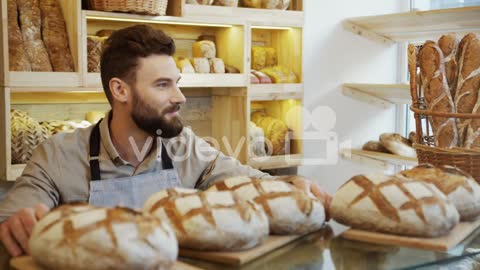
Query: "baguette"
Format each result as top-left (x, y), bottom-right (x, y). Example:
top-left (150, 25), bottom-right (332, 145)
top-left (7, 0), bottom-right (31, 71)
top-left (438, 34), bottom-right (459, 98)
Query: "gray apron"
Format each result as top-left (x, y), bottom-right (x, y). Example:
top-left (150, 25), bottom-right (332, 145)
top-left (88, 119), bottom-right (180, 209)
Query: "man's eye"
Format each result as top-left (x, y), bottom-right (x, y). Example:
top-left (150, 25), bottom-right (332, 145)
top-left (157, 83), bottom-right (169, 87)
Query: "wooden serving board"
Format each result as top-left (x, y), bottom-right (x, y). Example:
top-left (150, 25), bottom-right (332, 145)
top-left (179, 234), bottom-right (306, 266)
top-left (341, 220), bottom-right (480, 251)
top-left (10, 256), bottom-right (202, 270)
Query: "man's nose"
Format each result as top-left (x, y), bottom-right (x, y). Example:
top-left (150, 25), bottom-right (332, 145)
top-left (171, 85), bottom-right (186, 104)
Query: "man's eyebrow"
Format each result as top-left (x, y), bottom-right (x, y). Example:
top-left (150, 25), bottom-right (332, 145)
top-left (153, 76), bottom-right (182, 84)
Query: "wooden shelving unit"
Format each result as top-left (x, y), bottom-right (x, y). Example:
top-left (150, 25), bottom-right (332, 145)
top-left (342, 83), bottom-right (410, 106)
top-left (344, 6), bottom-right (480, 44)
top-left (342, 149), bottom-right (418, 167)
top-left (0, 0), bottom-right (305, 180)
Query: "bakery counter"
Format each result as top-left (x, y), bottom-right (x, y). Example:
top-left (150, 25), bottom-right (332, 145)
top-left (180, 222), bottom-right (480, 270)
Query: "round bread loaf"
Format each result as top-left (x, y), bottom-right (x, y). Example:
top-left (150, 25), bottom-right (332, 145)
top-left (208, 177), bottom-right (326, 234)
top-left (144, 188), bottom-right (269, 251)
top-left (29, 204), bottom-right (178, 270)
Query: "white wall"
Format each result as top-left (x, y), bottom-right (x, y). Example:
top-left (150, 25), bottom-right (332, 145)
top-left (299, 0), bottom-right (409, 194)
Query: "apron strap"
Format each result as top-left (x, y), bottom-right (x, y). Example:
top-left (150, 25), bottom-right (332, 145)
top-left (89, 118), bottom-right (175, 181)
top-left (89, 119), bottom-right (102, 181)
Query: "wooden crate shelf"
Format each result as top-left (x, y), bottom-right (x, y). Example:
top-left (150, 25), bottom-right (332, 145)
top-left (342, 83), bottom-right (411, 106)
top-left (342, 149), bottom-right (418, 166)
top-left (248, 154), bottom-right (303, 170)
top-left (344, 6), bottom-right (480, 44)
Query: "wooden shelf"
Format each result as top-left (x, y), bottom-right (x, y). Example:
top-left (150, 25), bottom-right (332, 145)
top-left (179, 4), bottom-right (304, 28)
top-left (342, 149), bottom-right (418, 166)
top-left (342, 83), bottom-right (411, 106)
top-left (248, 154), bottom-right (303, 170)
top-left (86, 73), bottom-right (247, 88)
top-left (344, 6), bottom-right (480, 44)
top-left (248, 84), bottom-right (303, 100)
top-left (6, 72), bottom-right (82, 88)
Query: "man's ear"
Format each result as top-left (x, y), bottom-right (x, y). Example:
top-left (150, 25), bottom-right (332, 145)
top-left (109, 78), bottom-right (130, 103)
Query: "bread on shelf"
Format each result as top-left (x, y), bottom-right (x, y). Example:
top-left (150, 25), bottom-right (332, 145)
top-left (379, 133), bottom-right (416, 158)
top-left (144, 188), bottom-right (269, 251)
top-left (251, 70), bottom-right (272, 84)
top-left (213, 0), bottom-right (239, 6)
top-left (251, 111), bottom-right (289, 156)
top-left (192, 58), bottom-right (210, 73)
top-left (438, 34), bottom-right (459, 98)
top-left (175, 57), bottom-right (195, 74)
top-left (192, 40), bottom-right (216, 59)
top-left (87, 36), bottom-right (106, 73)
top-left (187, 0), bottom-right (214, 4)
top-left (209, 58), bottom-right (225, 73)
top-left (362, 141), bottom-right (391, 154)
top-left (7, 0), bottom-right (31, 71)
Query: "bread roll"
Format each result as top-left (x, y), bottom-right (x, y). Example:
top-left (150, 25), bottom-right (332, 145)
top-left (209, 58), bottom-right (225, 73)
top-left (192, 58), bottom-right (210, 73)
top-left (207, 176), bottom-right (326, 234)
top-left (250, 73), bottom-right (260, 84)
top-left (456, 34), bottom-right (480, 148)
top-left (261, 66), bottom-right (298, 83)
top-left (261, 0), bottom-right (290, 9)
top-left (438, 34), bottom-right (459, 99)
top-left (251, 70), bottom-right (272, 84)
top-left (251, 111), bottom-right (288, 155)
top-left (379, 133), bottom-right (416, 158)
top-left (213, 0), bottom-right (238, 6)
top-left (29, 204), bottom-right (178, 270)
top-left (7, 0), bottom-right (31, 71)
top-left (362, 141), bottom-right (391, 154)
top-left (39, 0), bottom-right (75, 72)
top-left (419, 41), bottom-right (458, 148)
top-left (252, 46), bottom-right (266, 70)
top-left (242, 0), bottom-right (262, 8)
top-left (398, 164), bottom-right (480, 221)
top-left (17, 0), bottom-right (52, 71)
top-left (175, 57), bottom-right (195, 74)
top-left (330, 174), bottom-right (459, 237)
top-left (265, 47), bottom-right (278, 67)
top-left (187, 0), bottom-right (214, 4)
top-left (192, 40), bottom-right (216, 58)
top-left (144, 188), bottom-right (269, 251)
top-left (249, 121), bottom-right (267, 157)
top-left (408, 131), bottom-right (417, 145)
top-left (87, 36), bottom-right (106, 73)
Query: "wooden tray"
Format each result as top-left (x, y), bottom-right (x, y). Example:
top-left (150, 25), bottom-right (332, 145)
top-left (341, 220), bottom-right (480, 251)
top-left (10, 256), bottom-right (202, 270)
top-left (179, 234), bottom-right (307, 266)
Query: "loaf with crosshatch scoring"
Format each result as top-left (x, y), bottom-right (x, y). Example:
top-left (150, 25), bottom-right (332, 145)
top-left (29, 203), bottom-right (178, 270)
top-left (330, 174), bottom-right (459, 237)
top-left (207, 176), bottom-right (326, 234)
top-left (144, 188), bottom-right (269, 251)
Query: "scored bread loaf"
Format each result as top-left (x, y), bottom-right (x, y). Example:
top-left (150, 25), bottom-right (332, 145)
top-left (438, 34), bottom-right (459, 98)
top-left (192, 40), bottom-right (216, 58)
top-left (419, 41), bottom-right (458, 148)
top-left (207, 176), bottom-right (326, 234)
top-left (39, 0), bottom-right (75, 72)
top-left (397, 164), bottom-right (480, 221)
top-left (456, 34), bottom-right (480, 148)
top-left (144, 188), bottom-right (269, 251)
top-left (379, 133), bottom-right (416, 158)
top-left (17, 0), bottom-right (52, 71)
top-left (209, 58), bottom-right (225, 73)
top-left (330, 174), bottom-right (459, 237)
top-left (192, 58), bottom-right (210, 73)
top-left (362, 141), bottom-right (391, 154)
top-left (29, 204), bottom-right (178, 270)
top-left (7, 0), bottom-right (31, 71)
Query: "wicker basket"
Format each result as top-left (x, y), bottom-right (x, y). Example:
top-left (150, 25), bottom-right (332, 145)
top-left (407, 44), bottom-right (480, 182)
top-left (89, 0), bottom-right (168, 16)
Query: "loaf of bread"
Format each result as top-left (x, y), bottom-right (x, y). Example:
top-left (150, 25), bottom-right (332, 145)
top-left (250, 73), bottom-right (260, 84)
top-left (419, 41), bottom-right (458, 148)
top-left (379, 133), bottom-right (416, 158)
top-left (251, 111), bottom-right (289, 155)
top-left (397, 164), bottom-right (480, 221)
top-left (438, 34), bottom-right (459, 98)
top-left (362, 141), bottom-right (391, 154)
top-left (17, 0), bottom-right (52, 71)
top-left (192, 40), bottom-right (216, 58)
top-left (456, 34), bottom-right (480, 148)
top-left (252, 46), bottom-right (267, 70)
top-left (251, 70), bottom-right (272, 84)
top-left (249, 121), bottom-right (267, 157)
top-left (213, 0), bottom-right (238, 6)
top-left (144, 188), bottom-right (269, 251)
top-left (261, 66), bottom-right (298, 83)
top-left (242, 0), bottom-right (262, 8)
top-left (29, 204), bottom-right (178, 270)
top-left (208, 176), bottom-right (326, 234)
top-left (175, 57), bottom-right (195, 74)
top-left (192, 58), bottom-right (210, 73)
top-left (187, 0), bottom-right (214, 4)
top-left (209, 58), bottom-right (225, 73)
top-left (39, 0), bottom-right (74, 72)
top-left (261, 0), bottom-right (290, 9)
top-left (265, 47), bottom-right (278, 67)
top-left (408, 131), bottom-right (417, 145)
top-left (7, 0), bottom-right (31, 71)
top-left (225, 64), bottom-right (240, 73)
top-left (87, 36), bottom-right (106, 73)
top-left (330, 174), bottom-right (459, 237)
top-left (95, 29), bottom-right (115, 37)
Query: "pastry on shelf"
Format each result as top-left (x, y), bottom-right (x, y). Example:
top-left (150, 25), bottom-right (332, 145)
top-left (187, 0), bottom-right (214, 4)
top-left (213, 0), bottom-right (239, 6)
top-left (209, 58), bottom-right (225, 73)
top-left (192, 40), bottom-right (216, 58)
top-left (208, 176), bottom-right (326, 234)
top-left (252, 46), bottom-right (267, 70)
top-left (29, 203), bottom-right (178, 270)
top-left (379, 133), bottom-right (416, 158)
top-left (144, 188), bottom-right (269, 251)
top-left (251, 70), bottom-right (272, 84)
top-left (242, 0), bottom-right (290, 9)
top-left (87, 36), bottom-right (107, 73)
top-left (251, 111), bottom-right (289, 156)
top-left (397, 164), bottom-right (480, 221)
top-left (408, 131), bottom-right (417, 145)
top-left (250, 73), bottom-right (260, 84)
top-left (11, 109), bottom-right (49, 164)
top-left (361, 141), bottom-right (391, 154)
top-left (249, 121), bottom-right (267, 157)
top-left (7, 0), bottom-right (31, 71)
top-left (192, 57), bottom-right (210, 73)
top-left (261, 66), bottom-right (298, 83)
top-left (330, 173), bottom-right (459, 237)
top-left (175, 56), bottom-right (195, 74)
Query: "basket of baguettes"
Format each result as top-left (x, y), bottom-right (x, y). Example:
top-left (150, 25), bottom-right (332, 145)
top-left (88, 0), bottom-right (168, 15)
top-left (408, 32), bottom-right (480, 182)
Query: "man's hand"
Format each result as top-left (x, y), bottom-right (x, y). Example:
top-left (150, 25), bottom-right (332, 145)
top-left (276, 175), bottom-right (332, 220)
top-left (0, 203), bottom-right (49, 257)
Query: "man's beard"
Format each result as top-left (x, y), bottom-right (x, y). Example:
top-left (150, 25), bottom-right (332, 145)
top-left (131, 90), bottom-right (184, 138)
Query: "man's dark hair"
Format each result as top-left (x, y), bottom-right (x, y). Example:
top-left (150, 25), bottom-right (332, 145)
top-left (100, 24), bottom-right (176, 104)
